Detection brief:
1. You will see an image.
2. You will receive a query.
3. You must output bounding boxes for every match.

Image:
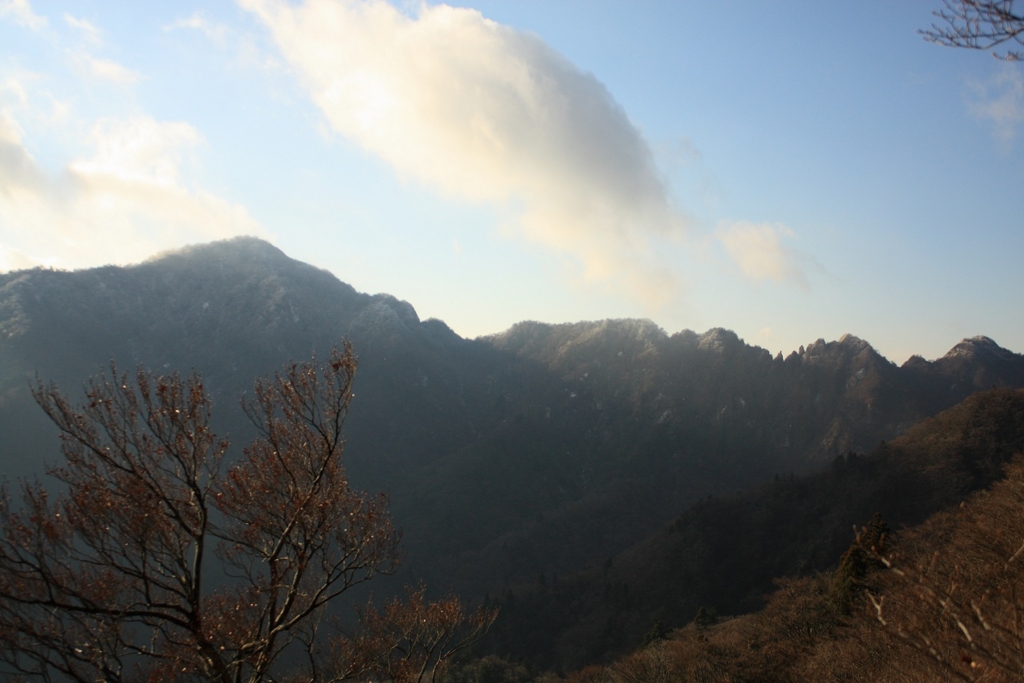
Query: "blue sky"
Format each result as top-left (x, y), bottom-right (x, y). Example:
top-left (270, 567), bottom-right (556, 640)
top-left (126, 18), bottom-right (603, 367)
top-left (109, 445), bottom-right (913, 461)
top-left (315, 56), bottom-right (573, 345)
top-left (1, 0), bottom-right (1022, 363)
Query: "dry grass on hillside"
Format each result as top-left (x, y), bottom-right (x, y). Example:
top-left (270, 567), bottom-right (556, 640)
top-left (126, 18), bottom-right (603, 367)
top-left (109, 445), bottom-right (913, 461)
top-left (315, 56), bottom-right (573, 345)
top-left (561, 456), bottom-right (1024, 683)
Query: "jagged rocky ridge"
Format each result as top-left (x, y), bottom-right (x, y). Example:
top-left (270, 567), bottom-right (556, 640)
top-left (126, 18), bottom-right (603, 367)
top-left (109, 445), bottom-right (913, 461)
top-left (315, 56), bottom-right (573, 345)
top-left (1, 237), bottom-right (1023, 601)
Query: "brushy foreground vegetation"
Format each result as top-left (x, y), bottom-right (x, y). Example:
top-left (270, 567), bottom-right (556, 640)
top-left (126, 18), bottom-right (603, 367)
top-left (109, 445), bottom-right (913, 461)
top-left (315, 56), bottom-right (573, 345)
top-left (481, 388), bottom-right (1024, 672)
top-left (454, 451), bottom-right (1024, 683)
top-left (440, 389), bottom-right (1024, 681)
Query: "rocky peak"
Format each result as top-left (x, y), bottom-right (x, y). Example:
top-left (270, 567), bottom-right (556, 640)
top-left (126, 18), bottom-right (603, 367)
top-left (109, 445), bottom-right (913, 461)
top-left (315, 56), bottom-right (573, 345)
top-left (942, 336), bottom-right (1005, 361)
top-left (697, 327), bottom-right (739, 353)
top-left (836, 333), bottom-right (871, 353)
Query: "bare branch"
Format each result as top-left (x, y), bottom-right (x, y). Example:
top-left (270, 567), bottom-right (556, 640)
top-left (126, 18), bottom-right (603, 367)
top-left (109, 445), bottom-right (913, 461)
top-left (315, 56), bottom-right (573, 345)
top-left (922, 0), bottom-right (1024, 60)
top-left (0, 344), bottom-right (491, 682)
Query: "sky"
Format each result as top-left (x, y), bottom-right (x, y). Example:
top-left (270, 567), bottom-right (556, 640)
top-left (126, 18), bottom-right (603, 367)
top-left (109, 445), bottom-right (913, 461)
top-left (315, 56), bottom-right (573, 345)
top-left (1, 0), bottom-right (1022, 363)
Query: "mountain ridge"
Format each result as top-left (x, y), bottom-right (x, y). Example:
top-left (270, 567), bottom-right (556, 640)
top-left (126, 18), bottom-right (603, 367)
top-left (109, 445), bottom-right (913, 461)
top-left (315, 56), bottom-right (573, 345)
top-left (2, 236), bottom-right (1024, 613)
top-left (6, 237), bottom-right (1012, 364)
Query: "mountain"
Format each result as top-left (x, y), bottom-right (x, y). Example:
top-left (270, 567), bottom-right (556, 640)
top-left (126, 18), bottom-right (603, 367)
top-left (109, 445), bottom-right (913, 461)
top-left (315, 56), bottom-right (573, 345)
top-left (0, 238), bottom-right (493, 484)
top-left (2, 237), bottom-right (1023, 612)
top-left (542, 396), bottom-right (1024, 683)
top-left (483, 388), bottom-right (1024, 671)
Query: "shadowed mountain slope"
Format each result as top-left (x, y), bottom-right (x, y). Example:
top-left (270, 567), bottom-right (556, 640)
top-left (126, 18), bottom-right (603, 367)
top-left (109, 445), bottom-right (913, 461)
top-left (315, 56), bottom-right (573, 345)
top-left (2, 237), bottom-right (1023, 607)
top-left (543, 399), bottom-right (1024, 683)
top-left (483, 388), bottom-right (1024, 670)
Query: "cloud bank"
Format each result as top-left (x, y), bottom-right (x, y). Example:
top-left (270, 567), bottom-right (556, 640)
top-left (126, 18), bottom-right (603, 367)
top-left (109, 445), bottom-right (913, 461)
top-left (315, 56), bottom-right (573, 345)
top-left (716, 221), bottom-right (809, 290)
top-left (0, 108), bottom-right (265, 272)
top-left (242, 0), bottom-right (686, 302)
top-left (0, 2), bottom-right (265, 273)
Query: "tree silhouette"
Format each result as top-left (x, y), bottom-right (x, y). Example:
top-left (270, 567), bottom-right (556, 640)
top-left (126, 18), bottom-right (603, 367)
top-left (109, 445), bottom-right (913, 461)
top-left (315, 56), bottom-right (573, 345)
top-left (923, 1), bottom-right (1024, 60)
top-left (0, 344), bottom-right (494, 682)
top-left (831, 513), bottom-right (889, 614)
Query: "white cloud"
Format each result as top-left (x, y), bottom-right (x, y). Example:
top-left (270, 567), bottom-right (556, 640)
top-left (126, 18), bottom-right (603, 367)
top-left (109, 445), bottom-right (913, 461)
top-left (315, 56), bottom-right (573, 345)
top-left (63, 13), bottom-right (100, 42)
top-left (0, 110), bottom-right (45, 194)
top-left (166, 12), bottom-right (283, 75)
top-left (241, 0), bottom-right (687, 303)
top-left (0, 0), bottom-right (47, 32)
top-left (6, 6), bottom-right (142, 86)
top-left (968, 65), bottom-right (1024, 144)
top-left (716, 221), bottom-right (809, 289)
top-left (0, 110), bottom-right (267, 272)
top-left (81, 55), bottom-right (142, 84)
top-left (70, 118), bottom-right (202, 187)
top-left (165, 12), bottom-right (231, 46)
top-left (0, 243), bottom-right (41, 271)
top-left (1, 73), bottom-right (70, 130)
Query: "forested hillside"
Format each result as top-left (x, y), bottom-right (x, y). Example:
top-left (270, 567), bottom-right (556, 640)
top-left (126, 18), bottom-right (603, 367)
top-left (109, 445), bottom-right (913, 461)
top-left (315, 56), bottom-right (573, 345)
top-left (482, 388), bottom-right (1024, 670)
top-left (542, 411), bottom-right (1024, 682)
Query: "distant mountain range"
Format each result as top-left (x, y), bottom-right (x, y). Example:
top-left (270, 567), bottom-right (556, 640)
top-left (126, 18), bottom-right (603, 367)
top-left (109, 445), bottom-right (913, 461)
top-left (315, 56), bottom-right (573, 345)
top-left (2, 237), bottom-right (1023, 655)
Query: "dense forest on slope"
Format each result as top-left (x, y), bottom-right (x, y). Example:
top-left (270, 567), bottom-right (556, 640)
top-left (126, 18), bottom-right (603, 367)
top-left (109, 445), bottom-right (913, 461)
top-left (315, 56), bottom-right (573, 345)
top-left (482, 388), bottom-right (1024, 670)
top-left (544, 451), bottom-right (1024, 683)
top-left (3, 238), bottom-right (1024, 665)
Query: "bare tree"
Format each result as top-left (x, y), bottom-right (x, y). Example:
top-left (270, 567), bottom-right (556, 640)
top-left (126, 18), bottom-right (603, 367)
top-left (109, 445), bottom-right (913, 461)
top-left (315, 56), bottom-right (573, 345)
top-left (321, 587), bottom-right (497, 683)
top-left (923, 1), bottom-right (1024, 59)
top-left (865, 457), bottom-right (1024, 682)
top-left (0, 344), bottom-right (494, 682)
